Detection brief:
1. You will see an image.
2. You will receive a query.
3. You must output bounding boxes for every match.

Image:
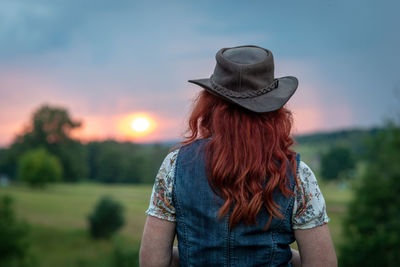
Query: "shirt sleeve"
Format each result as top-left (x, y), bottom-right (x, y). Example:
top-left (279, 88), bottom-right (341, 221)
top-left (145, 149), bottom-right (178, 222)
top-left (292, 161), bottom-right (330, 229)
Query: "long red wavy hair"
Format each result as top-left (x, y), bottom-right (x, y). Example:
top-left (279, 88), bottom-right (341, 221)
top-left (182, 90), bottom-right (299, 229)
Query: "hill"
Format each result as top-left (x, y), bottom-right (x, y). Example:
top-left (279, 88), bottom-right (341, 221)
top-left (291, 127), bottom-right (383, 173)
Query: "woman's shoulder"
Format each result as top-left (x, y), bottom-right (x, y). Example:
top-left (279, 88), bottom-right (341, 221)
top-left (153, 149), bottom-right (179, 181)
top-left (292, 160), bottom-right (330, 229)
top-left (164, 149), bottom-right (179, 165)
top-left (297, 160), bottom-right (317, 184)
top-left (144, 149), bottom-right (179, 222)
top-left (296, 160), bottom-right (321, 201)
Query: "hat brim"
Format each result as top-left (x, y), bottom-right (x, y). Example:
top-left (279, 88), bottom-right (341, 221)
top-left (188, 76), bottom-right (298, 113)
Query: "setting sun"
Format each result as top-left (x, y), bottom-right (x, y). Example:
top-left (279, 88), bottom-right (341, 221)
top-left (117, 112), bottom-right (157, 140)
top-left (131, 117), bottom-right (150, 132)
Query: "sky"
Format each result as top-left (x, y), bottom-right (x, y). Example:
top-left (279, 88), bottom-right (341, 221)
top-left (0, 0), bottom-right (399, 147)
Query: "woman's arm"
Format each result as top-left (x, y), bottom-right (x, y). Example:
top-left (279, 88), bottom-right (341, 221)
top-left (290, 248), bottom-right (301, 267)
top-left (139, 215), bottom-right (179, 267)
top-left (294, 224), bottom-right (337, 267)
top-left (171, 247), bottom-right (179, 267)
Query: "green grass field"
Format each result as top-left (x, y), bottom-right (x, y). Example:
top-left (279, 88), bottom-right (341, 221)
top-left (0, 181), bottom-right (350, 266)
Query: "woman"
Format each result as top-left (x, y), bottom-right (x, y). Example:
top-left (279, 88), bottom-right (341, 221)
top-left (140, 45), bottom-right (337, 266)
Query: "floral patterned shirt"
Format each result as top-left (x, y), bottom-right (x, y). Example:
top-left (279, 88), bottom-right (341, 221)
top-left (145, 149), bottom-right (330, 229)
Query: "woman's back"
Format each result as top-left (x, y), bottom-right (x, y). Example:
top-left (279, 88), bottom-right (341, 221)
top-left (173, 139), bottom-right (296, 266)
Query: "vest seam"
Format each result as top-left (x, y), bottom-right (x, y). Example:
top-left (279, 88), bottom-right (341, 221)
top-left (276, 156), bottom-right (297, 265)
top-left (269, 232), bottom-right (277, 267)
top-left (275, 160), bottom-right (296, 232)
top-left (284, 157), bottom-right (297, 231)
top-left (289, 153), bottom-right (300, 230)
top-left (173, 147), bottom-right (191, 266)
top-left (230, 225), bottom-right (234, 267)
top-left (225, 215), bottom-right (229, 267)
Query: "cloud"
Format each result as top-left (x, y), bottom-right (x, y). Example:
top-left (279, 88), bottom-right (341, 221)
top-left (0, 0), bottom-right (399, 146)
top-left (0, 0), bottom-right (140, 59)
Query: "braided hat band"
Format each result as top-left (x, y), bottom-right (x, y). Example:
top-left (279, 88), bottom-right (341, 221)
top-left (210, 75), bottom-right (279, 99)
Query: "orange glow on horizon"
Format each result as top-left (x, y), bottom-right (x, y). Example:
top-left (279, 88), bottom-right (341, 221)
top-left (117, 112), bottom-right (157, 140)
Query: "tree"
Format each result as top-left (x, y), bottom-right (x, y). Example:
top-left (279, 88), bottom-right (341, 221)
top-left (0, 195), bottom-right (35, 267)
top-left (20, 105), bottom-right (81, 145)
top-left (87, 196), bottom-right (125, 239)
top-left (17, 147), bottom-right (62, 187)
top-left (87, 141), bottom-right (170, 184)
top-left (51, 141), bottom-right (87, 182)
top-left (320, 145), bottom-right (355, 180)
top-left (2, 104), bottom-right (87, 181)
top-left (95, 144), bottom-right (130, 183)
top-left (91, 141), bottom-right (142, 183)
top-left (339, 124), bottom-right (400, 266)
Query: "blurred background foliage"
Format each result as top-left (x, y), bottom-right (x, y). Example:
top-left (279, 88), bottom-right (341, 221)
top-left (339, 123), bottom-right (400, 266)
top-left (17, 147), bottom-right (62, 187)
top-left (0, 195), bottom-right (36, 267)
top-left (88, 196), bottom-right (125, 240)
top-left (0, 105), bottom-right (171, 185)
top-left (0, 104), bottom-right (399, 266)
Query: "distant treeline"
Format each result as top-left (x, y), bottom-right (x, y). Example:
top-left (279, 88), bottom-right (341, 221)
top-left (0, 104), bottom-right (385, 184)
top-left (86, 141), bottom-right (172, 183)
top-left (0, 128), bottom-right (383, 184)
top-left (295, 127), bottom-right (383, 144)
top-left (294, 127), bottom-right (384, 158)
top-left (0, 139), bottom-right (173, 184)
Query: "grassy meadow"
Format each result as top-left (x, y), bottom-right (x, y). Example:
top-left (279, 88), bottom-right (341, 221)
top-left (0, 180), bottom-right (351, 266)
top-left (0, 183), bottom-right (149, 266)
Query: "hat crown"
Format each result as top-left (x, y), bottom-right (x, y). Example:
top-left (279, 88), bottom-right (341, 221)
top-left (212, 45), bottom-right (275, 93)
top-left (222, 46), bottom-right (268, 64)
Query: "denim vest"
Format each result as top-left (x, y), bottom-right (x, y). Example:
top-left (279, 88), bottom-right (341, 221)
top-left (172, 139), bottom-right (298, 267)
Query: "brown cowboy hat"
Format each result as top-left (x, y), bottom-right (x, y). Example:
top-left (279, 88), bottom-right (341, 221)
top-left (188, 45), bottom-right (298, 113)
